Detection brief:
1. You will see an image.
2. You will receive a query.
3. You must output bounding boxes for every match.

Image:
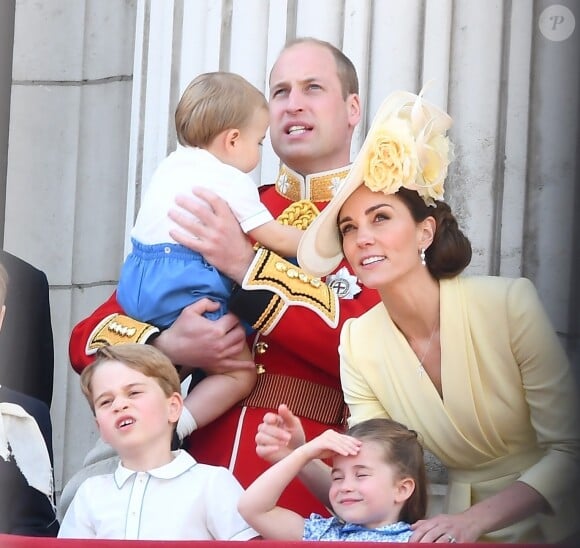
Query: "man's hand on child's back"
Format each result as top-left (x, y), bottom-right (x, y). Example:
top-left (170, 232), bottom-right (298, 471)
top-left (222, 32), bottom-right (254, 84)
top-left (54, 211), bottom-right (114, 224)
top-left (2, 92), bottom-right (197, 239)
top-left (153, 299), bottom-right (251, 371)
top-left (169, 188), bottom-right (255, 284)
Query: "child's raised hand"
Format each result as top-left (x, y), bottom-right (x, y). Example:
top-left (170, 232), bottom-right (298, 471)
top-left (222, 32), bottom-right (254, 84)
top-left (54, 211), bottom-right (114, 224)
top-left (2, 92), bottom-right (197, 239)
top-left (256, 404), bottom-right (306, 463)
top-left (300, 429), bottom-right (362, 461)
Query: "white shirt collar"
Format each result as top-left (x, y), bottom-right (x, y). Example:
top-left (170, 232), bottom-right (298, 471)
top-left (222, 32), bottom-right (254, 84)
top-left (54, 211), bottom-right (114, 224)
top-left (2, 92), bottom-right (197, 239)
top-left (114, 449), bottom-right (196, 488)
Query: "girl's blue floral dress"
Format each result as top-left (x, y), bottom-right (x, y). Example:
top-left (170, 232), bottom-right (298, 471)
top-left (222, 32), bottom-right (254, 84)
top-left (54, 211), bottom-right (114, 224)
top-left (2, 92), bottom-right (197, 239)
top-left (303, 514), bottom-right (413, 542)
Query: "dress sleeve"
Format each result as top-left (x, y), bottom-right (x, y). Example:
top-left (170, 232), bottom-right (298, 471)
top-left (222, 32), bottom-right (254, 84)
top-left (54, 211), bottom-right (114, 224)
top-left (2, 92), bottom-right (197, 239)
top-left (508, 278), bottom-right (580, 510)
top-left (340, 317), bottom-right (390, 427)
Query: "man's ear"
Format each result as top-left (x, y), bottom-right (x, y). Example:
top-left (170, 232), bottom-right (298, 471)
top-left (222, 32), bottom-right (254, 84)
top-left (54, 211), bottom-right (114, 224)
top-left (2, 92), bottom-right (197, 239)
top-left (0, 304), bottom-right (5, 332)
top-left (346, 93), bottom-right (361, 128)
top-left (394, 477), bottom-right (415, 504)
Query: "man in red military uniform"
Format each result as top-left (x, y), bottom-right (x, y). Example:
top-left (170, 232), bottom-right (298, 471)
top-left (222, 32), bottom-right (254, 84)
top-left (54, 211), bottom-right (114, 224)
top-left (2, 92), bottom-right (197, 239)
top-left (67, 38), bottom-right (380, 516)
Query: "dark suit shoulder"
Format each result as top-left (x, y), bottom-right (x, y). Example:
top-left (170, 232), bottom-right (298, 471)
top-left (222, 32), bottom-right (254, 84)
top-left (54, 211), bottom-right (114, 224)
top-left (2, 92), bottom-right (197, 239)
top-left (0, 249), bottom-right (46, 280)
top-left (0, 385), bottom-right (50, 419)
top-left (0, 251), bottom-right (54, 406)
top-left (0, 385), bottom-right (54, 459)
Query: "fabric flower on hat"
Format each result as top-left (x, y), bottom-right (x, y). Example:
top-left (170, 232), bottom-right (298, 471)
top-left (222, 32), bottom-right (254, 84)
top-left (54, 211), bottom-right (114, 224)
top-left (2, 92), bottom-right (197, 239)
top-left (363, 92), bottom-right (452, 207)
top-left (364, 117), bottom-right (419, 196)
top-left (411, 122), bottom-right (453, 206)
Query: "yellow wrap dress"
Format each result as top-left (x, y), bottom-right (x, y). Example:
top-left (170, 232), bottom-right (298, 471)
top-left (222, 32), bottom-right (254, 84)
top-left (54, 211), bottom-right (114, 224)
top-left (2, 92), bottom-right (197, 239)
top-left (340, 276), bottom-right (580, 542)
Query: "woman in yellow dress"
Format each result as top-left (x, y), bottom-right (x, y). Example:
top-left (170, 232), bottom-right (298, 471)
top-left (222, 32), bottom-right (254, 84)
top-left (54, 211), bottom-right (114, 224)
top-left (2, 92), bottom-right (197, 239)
top-left (255, 89), bottom-right (580, 543)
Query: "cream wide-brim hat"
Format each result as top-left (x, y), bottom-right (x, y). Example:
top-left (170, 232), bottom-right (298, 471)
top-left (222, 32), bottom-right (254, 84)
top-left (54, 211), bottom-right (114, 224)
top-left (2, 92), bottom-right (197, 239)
top-left (297, 89), bottom-right (453, 278)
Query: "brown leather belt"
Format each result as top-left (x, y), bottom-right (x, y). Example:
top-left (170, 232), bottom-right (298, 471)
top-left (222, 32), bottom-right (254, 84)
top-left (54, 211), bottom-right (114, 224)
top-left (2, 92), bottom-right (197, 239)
top-left (240, 373), bottom-right (348, 426)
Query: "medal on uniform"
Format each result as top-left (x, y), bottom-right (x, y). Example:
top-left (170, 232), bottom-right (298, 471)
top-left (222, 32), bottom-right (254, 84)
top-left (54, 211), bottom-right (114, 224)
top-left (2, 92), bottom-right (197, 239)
top-left (325, 267), bottom-right (361, 300)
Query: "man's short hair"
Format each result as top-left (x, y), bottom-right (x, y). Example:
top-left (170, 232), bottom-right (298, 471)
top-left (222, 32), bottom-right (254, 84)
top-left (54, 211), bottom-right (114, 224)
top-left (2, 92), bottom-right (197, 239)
top-left (279, 37), bottom-right (359, 98)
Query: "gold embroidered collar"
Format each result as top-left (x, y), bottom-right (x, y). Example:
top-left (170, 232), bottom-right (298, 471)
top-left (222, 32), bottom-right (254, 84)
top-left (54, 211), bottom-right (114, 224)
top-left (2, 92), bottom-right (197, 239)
top-left (274, 164), bottom-right (350, 203)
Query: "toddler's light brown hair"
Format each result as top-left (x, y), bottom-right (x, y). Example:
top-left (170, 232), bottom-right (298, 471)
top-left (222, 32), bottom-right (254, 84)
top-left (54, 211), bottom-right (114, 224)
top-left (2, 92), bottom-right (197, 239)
top-left (175, 71), bottom-right (268, 148)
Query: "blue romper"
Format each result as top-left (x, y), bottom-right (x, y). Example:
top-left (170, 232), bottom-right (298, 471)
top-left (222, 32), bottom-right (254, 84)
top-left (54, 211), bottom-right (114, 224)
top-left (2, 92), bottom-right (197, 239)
top-left (118, 239), bottom-right (232, 329)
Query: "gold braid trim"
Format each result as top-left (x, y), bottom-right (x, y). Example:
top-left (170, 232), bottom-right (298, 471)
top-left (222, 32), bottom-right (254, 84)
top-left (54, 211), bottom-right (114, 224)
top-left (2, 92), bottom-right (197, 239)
top-left (85, 313), bottom-right (160, 355)
top-left (276, 199), bottom-right (320, 229)
top-left (275, 164), bottom-right (350, 202)
top-left (243, 248), bottom-right (338, 331)
top-left (253, 295), bottom-right (285, 333)
top-left (254, 200), bottom-right (321, 253)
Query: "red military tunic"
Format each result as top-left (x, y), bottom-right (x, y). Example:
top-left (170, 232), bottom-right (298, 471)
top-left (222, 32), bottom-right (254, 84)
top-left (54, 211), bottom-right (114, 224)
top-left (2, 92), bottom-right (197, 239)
top-left (69, 165), bottom-right (380, 517)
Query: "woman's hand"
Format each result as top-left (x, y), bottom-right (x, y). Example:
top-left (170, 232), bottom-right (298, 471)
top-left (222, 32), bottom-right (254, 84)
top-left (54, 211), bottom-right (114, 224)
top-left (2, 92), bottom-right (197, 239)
top-left (411, 481), bottom-right (549, 542)
top-left (410, 512), bottom-right (482, 543)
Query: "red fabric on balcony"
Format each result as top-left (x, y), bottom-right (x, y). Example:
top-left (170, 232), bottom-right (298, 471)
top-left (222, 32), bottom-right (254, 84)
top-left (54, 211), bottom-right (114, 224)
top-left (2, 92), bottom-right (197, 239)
top-left (0, 535), bottom-right (552, 548)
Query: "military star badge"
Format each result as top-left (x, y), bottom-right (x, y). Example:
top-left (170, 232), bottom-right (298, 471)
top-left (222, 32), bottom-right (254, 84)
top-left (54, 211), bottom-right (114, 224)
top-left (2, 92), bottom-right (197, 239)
top-left (325, 267), bottom-right (361, 299)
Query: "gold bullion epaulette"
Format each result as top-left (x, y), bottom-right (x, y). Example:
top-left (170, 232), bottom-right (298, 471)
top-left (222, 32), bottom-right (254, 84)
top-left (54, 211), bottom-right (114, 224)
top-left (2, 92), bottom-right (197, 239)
top-left (85, 313), bottom-right (160, 355)
top-left (276, 199), bottom-right (320, 229)
top-left (242, 248), bottom-right (338, 334)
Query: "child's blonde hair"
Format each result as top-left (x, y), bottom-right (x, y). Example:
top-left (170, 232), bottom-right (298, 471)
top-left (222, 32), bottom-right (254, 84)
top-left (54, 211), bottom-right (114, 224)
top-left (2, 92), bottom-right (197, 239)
top-left (175, 71), bottom-right (268, 148)
top-left (80, 344), bottom-right (181, 414)
top-left (0, 262), bottom-right (8, 307)
top-left (346, 418), bottom-right (428, 523)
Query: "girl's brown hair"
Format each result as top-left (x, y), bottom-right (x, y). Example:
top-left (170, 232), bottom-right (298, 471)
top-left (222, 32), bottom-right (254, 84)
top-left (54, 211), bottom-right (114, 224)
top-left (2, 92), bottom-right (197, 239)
top-left (346, 418), bottom-right (428, 523)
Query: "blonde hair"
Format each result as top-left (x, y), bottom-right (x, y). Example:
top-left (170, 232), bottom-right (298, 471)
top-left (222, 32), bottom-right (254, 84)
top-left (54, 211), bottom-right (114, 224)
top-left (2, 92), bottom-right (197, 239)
top-left (175, 72), bottom-right (268, 147)
top-left (0, 262), bottom-right (8, 307)
top-left (80, 344), bottom-right (181, 414)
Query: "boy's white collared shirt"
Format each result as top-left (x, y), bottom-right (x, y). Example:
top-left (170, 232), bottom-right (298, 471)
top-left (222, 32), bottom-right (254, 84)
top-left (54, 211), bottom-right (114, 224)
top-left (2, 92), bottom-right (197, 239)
top-left (58, 450), bottom-right (257, 540)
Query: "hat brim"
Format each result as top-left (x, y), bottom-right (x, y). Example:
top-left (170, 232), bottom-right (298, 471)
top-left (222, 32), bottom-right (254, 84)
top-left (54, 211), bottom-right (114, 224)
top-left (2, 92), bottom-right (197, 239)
top-left (297, 90), bottom-right (451, 278)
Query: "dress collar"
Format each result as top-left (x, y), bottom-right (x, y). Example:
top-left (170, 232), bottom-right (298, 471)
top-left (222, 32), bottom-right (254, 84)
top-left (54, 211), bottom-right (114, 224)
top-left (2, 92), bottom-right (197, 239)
top-left (274, 164), bottom-right (350, 203)
top-left (114, 449), bottom-right (196, 488)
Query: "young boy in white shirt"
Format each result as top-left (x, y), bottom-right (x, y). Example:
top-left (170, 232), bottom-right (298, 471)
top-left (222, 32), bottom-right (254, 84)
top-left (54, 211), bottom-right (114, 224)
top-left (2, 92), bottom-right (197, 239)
top-left (116, 72), bottom-right (306, 439)
top-left (58, 344), bottom-right (258, 540)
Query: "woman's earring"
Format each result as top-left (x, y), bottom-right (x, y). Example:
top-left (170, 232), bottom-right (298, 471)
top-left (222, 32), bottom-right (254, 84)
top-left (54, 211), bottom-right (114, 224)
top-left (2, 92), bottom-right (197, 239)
top-left (420, 248), bottom-right (426, 266)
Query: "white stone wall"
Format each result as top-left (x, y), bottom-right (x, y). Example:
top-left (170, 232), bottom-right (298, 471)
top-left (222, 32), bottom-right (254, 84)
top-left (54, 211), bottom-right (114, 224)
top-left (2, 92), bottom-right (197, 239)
top-left (2, 0), bottom-right (579, 495)
top-left (4, 0), bottom-right (137, 491)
